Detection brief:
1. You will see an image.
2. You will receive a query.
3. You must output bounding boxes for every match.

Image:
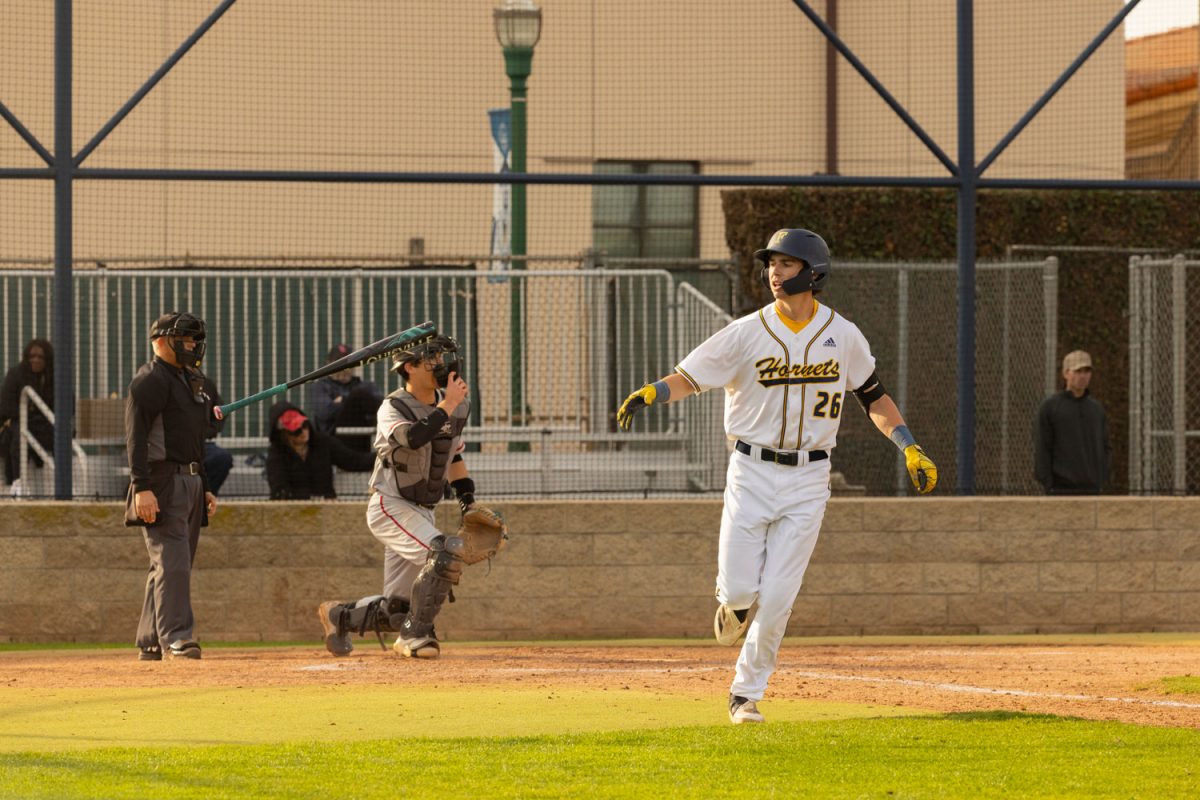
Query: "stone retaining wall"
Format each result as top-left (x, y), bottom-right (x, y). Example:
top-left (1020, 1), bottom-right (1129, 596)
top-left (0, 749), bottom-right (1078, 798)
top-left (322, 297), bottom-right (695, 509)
top-left (1, 498), bottom-right (1197, 643)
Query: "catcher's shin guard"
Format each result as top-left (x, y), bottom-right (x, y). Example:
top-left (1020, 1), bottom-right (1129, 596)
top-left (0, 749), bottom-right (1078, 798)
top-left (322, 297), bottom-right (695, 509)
top-left (341, 595), bottom-right (412, 650)
top-left (400, 535), bottom-right (464, 641)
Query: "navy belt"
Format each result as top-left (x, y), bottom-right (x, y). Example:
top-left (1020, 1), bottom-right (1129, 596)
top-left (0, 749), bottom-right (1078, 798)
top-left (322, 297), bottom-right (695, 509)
top-left (735, 440), bottom-right (827, 467)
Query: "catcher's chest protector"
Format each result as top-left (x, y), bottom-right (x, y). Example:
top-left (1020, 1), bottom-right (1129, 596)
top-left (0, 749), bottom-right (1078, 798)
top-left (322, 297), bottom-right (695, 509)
top-left (387, 390), bottom-right (469, 507)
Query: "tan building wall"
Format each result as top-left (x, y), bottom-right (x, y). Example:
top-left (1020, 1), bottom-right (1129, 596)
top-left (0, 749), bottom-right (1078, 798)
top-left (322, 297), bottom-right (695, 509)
top-left (1, 1), bottom-right (1124, 264)
top-left (2, 497), bottom-right (1197, 643)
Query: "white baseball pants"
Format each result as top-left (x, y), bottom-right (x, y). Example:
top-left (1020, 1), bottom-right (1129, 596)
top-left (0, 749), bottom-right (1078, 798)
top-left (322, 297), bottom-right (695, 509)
top-left (716, 448), bottom-right (831, 701)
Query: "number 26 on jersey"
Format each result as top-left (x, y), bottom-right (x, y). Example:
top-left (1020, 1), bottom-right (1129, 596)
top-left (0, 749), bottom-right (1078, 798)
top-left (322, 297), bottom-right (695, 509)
top-left (813, 391), bottom-right (842, 419)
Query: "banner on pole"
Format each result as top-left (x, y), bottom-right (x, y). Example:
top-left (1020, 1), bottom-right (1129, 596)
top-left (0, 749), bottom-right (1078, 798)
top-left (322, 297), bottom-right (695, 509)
top-left (488, 108), bottom-right (512, 283)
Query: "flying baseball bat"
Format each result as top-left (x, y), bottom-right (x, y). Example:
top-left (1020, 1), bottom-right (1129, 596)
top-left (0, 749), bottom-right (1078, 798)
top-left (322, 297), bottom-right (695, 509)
top-left (214, 321), bottom-right (437, 418)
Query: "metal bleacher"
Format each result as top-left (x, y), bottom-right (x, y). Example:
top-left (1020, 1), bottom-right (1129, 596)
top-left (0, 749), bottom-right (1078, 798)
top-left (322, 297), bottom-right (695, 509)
top-left (6, 267), bottom-right (734, 500)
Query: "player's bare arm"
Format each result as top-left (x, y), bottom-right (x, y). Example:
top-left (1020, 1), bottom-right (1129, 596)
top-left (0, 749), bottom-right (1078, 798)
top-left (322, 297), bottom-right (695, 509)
top-left (616, 372), bottom-right (695, 430)
top-left (854, 382), bottom-right (938, 494)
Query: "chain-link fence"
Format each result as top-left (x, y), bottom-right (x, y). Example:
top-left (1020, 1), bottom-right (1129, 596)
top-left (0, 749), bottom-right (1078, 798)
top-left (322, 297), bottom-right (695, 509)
top-left (821, 258), bottom-right (1058, 495)
top-left (1, 257), bottom-right (1057, 498)
top-left (1128, 255), bottom-right (1200, 495)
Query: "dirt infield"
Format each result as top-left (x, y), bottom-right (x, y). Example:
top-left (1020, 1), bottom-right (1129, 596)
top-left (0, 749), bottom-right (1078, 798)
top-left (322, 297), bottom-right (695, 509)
top-left (5, 640), bottom-right (1199, 728)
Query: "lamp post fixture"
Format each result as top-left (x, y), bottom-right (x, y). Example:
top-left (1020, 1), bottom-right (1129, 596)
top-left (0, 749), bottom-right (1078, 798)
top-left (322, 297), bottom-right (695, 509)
top-left (494, 0), bottom-right (541, 445)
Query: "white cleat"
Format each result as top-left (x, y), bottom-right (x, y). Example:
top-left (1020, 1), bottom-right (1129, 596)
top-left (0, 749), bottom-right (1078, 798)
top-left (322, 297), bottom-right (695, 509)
top-left (395, 636), bottom-right (440, 659)
top-left (729, 695), bottom-right (765, 724)
top-left (714, 604), bottom-right (750, 646)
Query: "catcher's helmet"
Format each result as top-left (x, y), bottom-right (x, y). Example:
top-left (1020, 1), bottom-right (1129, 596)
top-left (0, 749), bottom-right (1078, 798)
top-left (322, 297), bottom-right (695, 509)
top-left (754, 228), bottom-right (831, 296)
top-left (149, 311), bottom-right (207, 369)
top-left (391, 335), bottom-right (462, 388)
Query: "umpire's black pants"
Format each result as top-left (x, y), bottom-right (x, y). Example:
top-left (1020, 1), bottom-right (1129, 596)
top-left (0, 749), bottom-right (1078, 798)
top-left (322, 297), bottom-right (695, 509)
top-left (136, 473), bottom-right (203, 650)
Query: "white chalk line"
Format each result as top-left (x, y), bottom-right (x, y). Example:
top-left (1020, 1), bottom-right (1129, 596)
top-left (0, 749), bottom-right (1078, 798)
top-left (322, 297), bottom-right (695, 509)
top-left (291, 662), bottom-right (1199, 712)
top-left (473, 666), bottom-right (1200, 711)
top-left (785, 670), bottom-right (1200, 710)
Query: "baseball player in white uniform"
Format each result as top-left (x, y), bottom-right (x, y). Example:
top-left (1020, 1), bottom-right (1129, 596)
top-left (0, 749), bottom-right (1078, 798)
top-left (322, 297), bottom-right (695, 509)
top-left (617, 228), bottom-right (937, 725)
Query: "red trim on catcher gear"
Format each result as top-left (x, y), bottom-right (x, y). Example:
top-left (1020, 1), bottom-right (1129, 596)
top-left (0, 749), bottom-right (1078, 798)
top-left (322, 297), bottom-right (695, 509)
top-left (377, 493), bottom-right (432, 550)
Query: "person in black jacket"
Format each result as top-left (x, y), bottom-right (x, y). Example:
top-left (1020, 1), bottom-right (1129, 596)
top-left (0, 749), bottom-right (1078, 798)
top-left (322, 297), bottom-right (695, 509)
top-left (1034, 350), bottom-right (1111, 495)
top-left (266, 401), bottom-right (374, 500)
top-left (308, 343), bottom-right (383, 452)
top-left (1, 338), bottom-right (55, 492)
top-left (126, 312), bottom-right (217, 661)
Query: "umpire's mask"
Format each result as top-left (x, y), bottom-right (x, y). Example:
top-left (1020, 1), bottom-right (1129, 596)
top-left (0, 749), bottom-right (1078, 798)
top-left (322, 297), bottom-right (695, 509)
top-left (149, 311), bottom-right (207, 370)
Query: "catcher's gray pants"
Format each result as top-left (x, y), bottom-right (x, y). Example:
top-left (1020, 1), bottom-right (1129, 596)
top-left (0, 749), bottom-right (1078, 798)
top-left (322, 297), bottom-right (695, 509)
top-left (136, 473), bottom-right (203, 650)
top-left (367, 492), bottom-right (443, 601)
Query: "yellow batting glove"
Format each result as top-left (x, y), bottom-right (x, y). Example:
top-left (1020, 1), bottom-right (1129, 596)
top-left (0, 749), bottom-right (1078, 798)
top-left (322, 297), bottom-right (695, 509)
top-left (904, 445), bottom-right (938, 494)
top-left (616, 384), bottom-right (657, 431)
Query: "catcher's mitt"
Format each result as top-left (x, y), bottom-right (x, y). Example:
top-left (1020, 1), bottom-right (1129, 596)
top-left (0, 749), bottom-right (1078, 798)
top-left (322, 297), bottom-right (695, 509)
top-left (457, 505), bottom-right (509, 566)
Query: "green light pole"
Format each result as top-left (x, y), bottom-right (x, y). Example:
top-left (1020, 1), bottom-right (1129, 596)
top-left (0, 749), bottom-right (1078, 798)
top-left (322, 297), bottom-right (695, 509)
top-left (494, 0), bottom-right (541, 449)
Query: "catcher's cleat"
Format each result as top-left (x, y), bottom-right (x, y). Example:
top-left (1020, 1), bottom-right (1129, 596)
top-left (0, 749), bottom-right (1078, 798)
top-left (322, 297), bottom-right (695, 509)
top-left (729, 695), bottom-right (765, 724)
top-left (319, 601), bottom-right (353, 657)
top-left (714, 604), bottom-right (750, 646)
top-left (395, 636), bottom-right (440, 659)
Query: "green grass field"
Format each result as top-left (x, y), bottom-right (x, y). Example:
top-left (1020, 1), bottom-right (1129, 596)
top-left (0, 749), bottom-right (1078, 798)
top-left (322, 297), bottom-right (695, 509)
top-left (3, 637), bottom-right (1198, 798)
top-left (2, 709), bottom-right (1197, 799)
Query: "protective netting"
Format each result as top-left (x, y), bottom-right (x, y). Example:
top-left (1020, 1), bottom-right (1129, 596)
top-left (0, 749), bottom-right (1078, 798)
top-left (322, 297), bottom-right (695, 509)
top-left (1, 1), bottom-right (1197, 497)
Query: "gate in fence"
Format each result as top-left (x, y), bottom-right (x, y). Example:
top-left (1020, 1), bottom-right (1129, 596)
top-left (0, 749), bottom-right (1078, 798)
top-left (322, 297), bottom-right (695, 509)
top-left (1128, 255), bottom-right (1199, 495)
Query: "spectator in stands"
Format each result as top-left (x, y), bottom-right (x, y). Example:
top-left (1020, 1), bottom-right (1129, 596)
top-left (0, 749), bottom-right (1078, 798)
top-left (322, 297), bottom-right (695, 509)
top-left (1, 338), bottom-right (55, 495)
top-left (266, 401), bottom-right (374, 500)
top-left (200, 374), bottom-right (234, 495)
top-left (1034, 350), bottom-right (1111, 495)
top-left (309, 343), bottom-right (383, 452)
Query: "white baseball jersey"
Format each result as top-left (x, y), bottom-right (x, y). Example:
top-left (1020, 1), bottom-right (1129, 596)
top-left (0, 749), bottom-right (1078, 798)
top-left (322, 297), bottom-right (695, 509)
top-left (675, 302), bottom-right (875, 452)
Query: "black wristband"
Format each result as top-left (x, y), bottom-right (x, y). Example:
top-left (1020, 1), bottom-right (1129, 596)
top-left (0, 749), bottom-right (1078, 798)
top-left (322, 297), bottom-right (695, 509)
top-left (451, 477), bottom-right (476, 512)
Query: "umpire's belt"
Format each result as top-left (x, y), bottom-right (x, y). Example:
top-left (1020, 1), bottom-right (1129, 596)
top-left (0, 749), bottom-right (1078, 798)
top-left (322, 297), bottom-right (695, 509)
top-left (735, 440), bottom-right (827, 467)
top-left (157, 461), bottom-right (201, 475)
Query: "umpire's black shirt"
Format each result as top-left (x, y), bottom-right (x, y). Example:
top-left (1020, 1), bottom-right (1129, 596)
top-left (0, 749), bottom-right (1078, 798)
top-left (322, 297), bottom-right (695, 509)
top-left (1034, 389), bottom-right (1110, 494)
top-left (125, 357), bottom-right (210, 493)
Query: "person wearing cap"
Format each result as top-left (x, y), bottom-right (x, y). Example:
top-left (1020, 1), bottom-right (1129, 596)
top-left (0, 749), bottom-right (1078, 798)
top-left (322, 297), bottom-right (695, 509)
top-left (124, 311), bottom-right (218, 662)
top-left (265, 401), bottom-right (375, 500)
top-left (1034, 349), bottom-right (1111, 495)
top-left (308, 343), bottom-right (384, 452)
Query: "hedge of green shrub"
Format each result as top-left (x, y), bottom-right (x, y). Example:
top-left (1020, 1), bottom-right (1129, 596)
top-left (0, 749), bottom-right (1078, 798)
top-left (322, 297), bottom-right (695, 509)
top-left (721, 187), bottom-right (1200, 493)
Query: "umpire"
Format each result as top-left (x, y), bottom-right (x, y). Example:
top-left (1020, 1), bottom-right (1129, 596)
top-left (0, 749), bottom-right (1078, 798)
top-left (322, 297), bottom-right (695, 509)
top-left (125, 311), bottom-right (218, 661)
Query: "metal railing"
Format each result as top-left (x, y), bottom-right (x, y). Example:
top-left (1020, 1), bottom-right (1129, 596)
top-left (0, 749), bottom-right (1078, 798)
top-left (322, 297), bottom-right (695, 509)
top-left (2, 265), bottom-right (734, 498)
top-left (16, 386), bottom-right (93, 497)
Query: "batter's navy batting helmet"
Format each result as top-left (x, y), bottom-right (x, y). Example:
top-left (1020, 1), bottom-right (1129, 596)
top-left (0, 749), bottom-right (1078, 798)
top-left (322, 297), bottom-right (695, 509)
top-left (754, 228), bottom-right (831, 296)
top-left (391, 335), bottom-right (462, 388)
top-left (149, 311), bottom-right (207, 369)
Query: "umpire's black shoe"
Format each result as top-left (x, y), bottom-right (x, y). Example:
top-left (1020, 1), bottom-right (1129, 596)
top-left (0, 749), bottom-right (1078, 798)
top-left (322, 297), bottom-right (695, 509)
top-left (319, 601), bottom-right (353, 657)
top-left (137, 645), bottom-right (162, 661)
top-left (167, 640), bottom-right (202, 660)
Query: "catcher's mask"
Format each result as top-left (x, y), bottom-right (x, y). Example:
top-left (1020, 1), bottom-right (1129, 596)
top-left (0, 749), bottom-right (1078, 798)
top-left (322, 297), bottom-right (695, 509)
top-left (149, 311), bottom-right (207, 369)
top-left (755, 228), bottom-right (831, 296)
top-left (390, 335), bottom-right (462, 388)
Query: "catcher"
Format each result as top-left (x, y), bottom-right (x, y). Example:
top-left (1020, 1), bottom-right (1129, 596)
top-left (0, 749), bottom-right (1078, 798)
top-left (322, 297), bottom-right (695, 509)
top-left (317, 336), bottom-right (508, 659)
